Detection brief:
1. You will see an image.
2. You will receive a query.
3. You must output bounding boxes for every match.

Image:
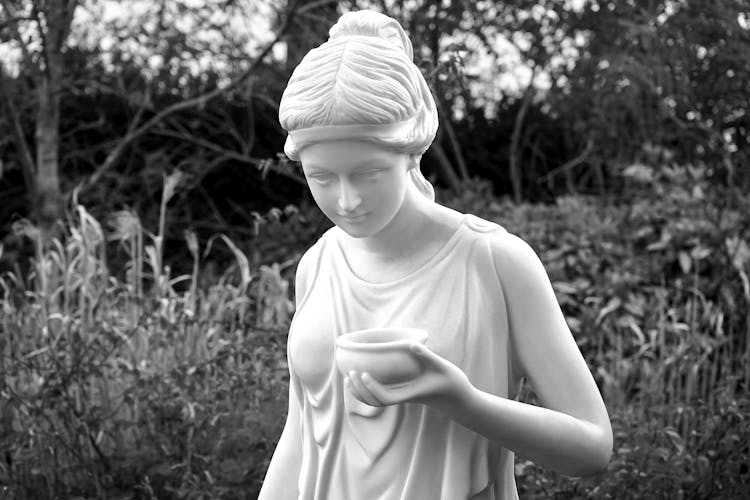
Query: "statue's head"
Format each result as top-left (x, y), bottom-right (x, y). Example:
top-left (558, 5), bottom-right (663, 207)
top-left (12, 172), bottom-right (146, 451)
top-left (279, 10), bottom-right (438, 202)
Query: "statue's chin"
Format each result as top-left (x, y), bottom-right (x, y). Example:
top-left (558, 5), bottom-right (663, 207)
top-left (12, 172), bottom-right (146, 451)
top-left (334, 214), bottom-right (375, 238)
top-left (338, 225), bottom-right (371, 239)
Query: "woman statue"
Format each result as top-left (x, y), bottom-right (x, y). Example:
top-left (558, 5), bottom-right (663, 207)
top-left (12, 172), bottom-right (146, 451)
top-left (259, 9), bottom-right (612, 500)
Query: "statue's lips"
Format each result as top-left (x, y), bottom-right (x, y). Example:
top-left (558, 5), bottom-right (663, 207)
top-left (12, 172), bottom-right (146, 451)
top-left (341, 213), bottom-right (369, 222)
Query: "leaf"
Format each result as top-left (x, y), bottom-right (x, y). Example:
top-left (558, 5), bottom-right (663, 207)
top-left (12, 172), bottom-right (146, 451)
top-left (617, 314), bottom-right (645, 344)
top-left (162, 170), bottom-right (186, 205)
top-left (678, 250), bottom-right (691, 274)
top-left (566, 316), bottom-right (582, 334)
top-left (552, 280), bottom-right (579, 295)
top-left (622, 163), bottom-right (654, 183)
top-left (725, 236), bottom-right (750, 271)
top-left (664, 428), bottom-right (685, 454)
top-left (184, 229), bottom-right (199, 258)
top-left (690, 245), bottom-right (711, 260)
top-left (596, 296), bottom-right (622, 324)
top-left (647, 230), bottom-right (672, 251)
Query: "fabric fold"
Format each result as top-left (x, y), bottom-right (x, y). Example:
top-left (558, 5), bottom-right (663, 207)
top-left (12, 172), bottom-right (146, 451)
top-left (287, 213), bottom-right (520, 499)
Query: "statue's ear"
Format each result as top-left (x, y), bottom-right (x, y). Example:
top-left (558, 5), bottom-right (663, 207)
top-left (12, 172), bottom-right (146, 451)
top-left (407, 154), bottom-right (422, 170)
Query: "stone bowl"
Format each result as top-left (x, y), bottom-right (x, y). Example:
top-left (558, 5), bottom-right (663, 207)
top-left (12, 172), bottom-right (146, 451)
top-left (335, 327), bottom-right (428, 385)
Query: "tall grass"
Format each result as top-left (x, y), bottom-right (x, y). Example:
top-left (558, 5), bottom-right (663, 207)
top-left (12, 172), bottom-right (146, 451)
top-left (0, 172), bottom-right (294, 498)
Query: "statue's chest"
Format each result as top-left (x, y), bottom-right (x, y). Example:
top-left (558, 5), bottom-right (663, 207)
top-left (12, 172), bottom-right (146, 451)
top-left (288, 269), bottom-right (470, 398)
top-left (342, 244), bottom-right (444, 284)
top-left (289, 285), bottom-right (338, 396)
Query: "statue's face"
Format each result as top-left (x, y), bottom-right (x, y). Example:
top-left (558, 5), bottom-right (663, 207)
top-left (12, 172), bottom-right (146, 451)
top-left (298, 140), bottom-right (411, 238)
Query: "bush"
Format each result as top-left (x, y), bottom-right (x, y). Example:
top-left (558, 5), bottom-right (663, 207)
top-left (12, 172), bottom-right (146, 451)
top-left (439, 164), bottom-right (750, 497)
top-left (0, 178), bottom-right (294, 499)
top-left (1, 163), bottom-right (749, 498)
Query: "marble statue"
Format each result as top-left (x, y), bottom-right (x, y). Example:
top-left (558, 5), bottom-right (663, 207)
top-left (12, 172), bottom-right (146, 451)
top-left (258, 9), bottom-right (613, 500)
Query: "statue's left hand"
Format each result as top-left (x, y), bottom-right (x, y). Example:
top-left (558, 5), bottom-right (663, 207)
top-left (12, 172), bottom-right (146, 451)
top-left (344, 343), bottom-right (474, 413)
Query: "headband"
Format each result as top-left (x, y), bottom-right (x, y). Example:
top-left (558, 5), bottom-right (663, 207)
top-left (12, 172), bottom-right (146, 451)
top-left (287, 115), bottom-right (419, 152)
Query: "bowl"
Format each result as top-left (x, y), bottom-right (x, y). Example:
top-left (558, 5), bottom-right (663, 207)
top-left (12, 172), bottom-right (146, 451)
top-left (335, 327), bottom-right (428, 385)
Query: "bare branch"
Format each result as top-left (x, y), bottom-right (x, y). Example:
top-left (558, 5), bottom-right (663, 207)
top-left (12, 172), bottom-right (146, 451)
top-left (508, 65), bottom-right (537, 203)
top-left (82, 2), bottom-right (299, 190)
top-left (60, 115), bottom-right (106, 138)
top-left (151, 128), bottom-right (263, 166)
top-left (537, 139), bottom-right (595, 184)
top-left (434, 93), bottom-right (468, 181)
top-left (150, 128), bottom-right (306, 186)
top-left (297, 0), bottom-right (339, 15)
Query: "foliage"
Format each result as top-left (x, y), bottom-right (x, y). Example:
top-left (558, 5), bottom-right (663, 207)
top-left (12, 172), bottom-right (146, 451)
top-left (0, 175), bottom-right (295, 499)
top-left (438, 161), bottom-right (750, 497)
top-left (549, 0), bottom-right (750, 189)
top-left (3, 1), bottom-right (748, 239)
top-left (516, 398), bottom-right (750, 499)
top-left (2, 159), bottom-right (749, 497)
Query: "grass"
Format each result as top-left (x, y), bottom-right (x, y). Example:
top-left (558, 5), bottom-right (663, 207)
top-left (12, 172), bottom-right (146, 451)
top-left (1, 167), bottom-right (749, 498)
top-left (0, 174), bottom-right (292, 499)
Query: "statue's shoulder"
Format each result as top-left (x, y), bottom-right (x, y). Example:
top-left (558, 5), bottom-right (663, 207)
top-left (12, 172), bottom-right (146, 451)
top-left (463, 213), bottom-right (508, 235)
top-left (294, 227), bottom-right (336, 299)
top-left (460, 214), bottom-right (526, 280)
top-left (298, 227), bottom-right (336, 272)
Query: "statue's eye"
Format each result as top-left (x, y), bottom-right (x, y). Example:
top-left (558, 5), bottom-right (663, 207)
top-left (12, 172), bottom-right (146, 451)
top-left (310, 174), bottom-right (333, 183)
top-left (362, 169), bottom-right (383, 178)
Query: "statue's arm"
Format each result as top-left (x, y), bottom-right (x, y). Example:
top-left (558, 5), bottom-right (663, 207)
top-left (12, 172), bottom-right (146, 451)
top-left (344, 230), bottom-right (613, 476)
top-left (449, 230), bottom-right (613, 477)
top-left (258, 250), bottom-right (312, 499)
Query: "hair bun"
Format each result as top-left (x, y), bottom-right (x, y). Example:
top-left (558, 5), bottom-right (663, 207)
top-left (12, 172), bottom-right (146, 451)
top-left (328, 10), bottom-right (413, 60)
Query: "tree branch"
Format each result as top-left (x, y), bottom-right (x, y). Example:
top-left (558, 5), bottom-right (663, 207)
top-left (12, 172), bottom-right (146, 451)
top-left (151, 128), bottom-right (263, 166)
top-left (537, 139), bottom-right (594, 184)
top-left (82, 2), bottom-right (299, 191)
top-left (438, 96), bottom-right (469, 181)
top-left (296, 0), bottom-right (339, 15)
top-left (509, 66), bottom-right (536, 203)
top-left (150, 128), bottom-right (307, 186)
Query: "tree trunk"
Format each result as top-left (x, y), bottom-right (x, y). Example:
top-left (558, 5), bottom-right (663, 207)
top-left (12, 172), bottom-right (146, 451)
top-left (33, 0), bottom-right (77, 234)
top-left (35, 73), bottom-right (64, 234)
top-left (425, 142), bottom-right (461, 193)
top-left (434, 92), bottom-right (469, 181)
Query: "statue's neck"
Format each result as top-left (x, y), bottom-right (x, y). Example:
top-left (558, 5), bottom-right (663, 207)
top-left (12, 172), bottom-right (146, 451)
top-left (341, 188), bottom-right (433, 262)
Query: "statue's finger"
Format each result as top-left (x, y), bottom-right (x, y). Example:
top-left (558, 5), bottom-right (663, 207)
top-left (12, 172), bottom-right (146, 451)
top-left (349, 371), bottom-right (381, 406)
top-left (357, 372), bottom-right (388, 406)
top-left (343, 375), bottom-right (361, 400)
top-left (361, 372), bottom-right (410, 405)
top-left (362, 372), bottom-right (422, 405)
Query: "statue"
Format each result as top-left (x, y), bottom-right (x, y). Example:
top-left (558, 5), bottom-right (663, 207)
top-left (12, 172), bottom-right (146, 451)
top-left (259, 10), bottom-right (612, 500)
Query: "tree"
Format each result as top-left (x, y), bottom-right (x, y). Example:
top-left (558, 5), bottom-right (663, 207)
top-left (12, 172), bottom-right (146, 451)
top-left (1, 0), bottom-right (77, 233)
top-left (547, 0), bottom-right (750, 190)
top-left (0, 0), bottom-right (320, 235)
